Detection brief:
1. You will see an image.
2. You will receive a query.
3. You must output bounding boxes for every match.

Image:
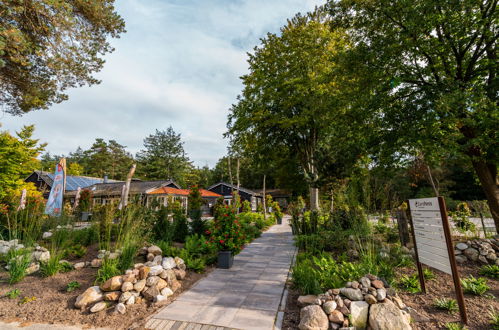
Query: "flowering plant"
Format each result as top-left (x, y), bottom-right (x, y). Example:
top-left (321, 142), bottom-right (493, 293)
top-left (206, 204), bottom-right (246, 254)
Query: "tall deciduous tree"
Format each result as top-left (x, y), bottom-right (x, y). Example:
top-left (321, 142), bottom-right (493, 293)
top-left (227, 10), bottom-right (357, 209)
top-left (328, 0), bottom-right (499, 229)
top-left (0, 125), bottom-right (46, 200)
top-left (136, 127), bottom-right (191, 185)
top-left (0, 0), bottom-right (125, 115)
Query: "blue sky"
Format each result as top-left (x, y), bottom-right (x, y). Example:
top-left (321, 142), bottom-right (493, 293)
top-left (0, 0), bottom-right (323, 167)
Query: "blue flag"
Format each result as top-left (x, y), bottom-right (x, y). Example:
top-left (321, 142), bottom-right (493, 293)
top-left (45, 160), bottom-right (66, 216)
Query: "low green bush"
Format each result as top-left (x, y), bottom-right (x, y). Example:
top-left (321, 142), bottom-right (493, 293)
top-left (445, 323), bottom-right (468, 330)
top-left (60, 260), bottom-right (73, 272)
top-left (434, 298), bottom-right (458, 313)
top-left (397, 274), bottom-right (421, 293)
top-left (461, 275), bottom-right (489, 295)
top-left (63, 244), bottom-right (87, 259)
top-left (7, 250), bottom-right (32, 284)
top-left (66, 281), bottom-right (81, 292)
top-left (292, 258), bottom-right (322, 294)
top-left (479, 265), bottom-right (499, 279)
top-left (423, 268), bottom-right (435, 281)
top-left (95, 258), bottom-right (120, 284)
top-left (490, 307), bottom-right (499, 330)
top-left (6, 288), bottom-right (21, 299)
top-left (40, 253), bottom-right (62, 277)
top-left (117, 242), bottom-right (137, 273)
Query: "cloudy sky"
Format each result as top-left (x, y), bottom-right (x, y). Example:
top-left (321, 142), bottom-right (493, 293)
top-left (1, 0), bottom-right (323, 167)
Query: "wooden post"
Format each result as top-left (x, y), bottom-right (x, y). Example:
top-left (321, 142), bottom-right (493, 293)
top-left (438, 197), bottom-right (468, 325)
top-left (263, 174), bottom-right (266, 220)
top-left (120, 164), bottom-right (136, 209)
top-left (396, 209), bottom-right (410, 247)
top-left (406, 202), bottom-right (427, 294)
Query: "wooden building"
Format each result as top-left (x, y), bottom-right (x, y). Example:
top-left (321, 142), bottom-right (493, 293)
top-left (207, 182), bottom-right (263, 211)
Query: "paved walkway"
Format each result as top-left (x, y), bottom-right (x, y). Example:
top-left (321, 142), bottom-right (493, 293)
top-left (145, 219), bottom-right (295, 330)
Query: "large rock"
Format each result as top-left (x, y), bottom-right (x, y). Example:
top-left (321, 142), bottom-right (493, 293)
top-left (148, 245), bottom-right (162, 256)
top-left (161, 287), bottom-right (173, 297)
top-left (174, 268), bottom-right (186, 280)
top-left (32, 250), bottom-right (50, 262)
top-left (143, 286), bottom-right (160, 301)
top-left (104, 291), bottom-right (121, 301)
top-left (149, 265), bottom-right (163, 276)
top-left (146, 276), bottom-right (160, 287)
top-left (456, 243), bottom-right (468, 250)
top-left (322, 301), bottom-right (337, 314)
top-left (157, 278), bottom-right (168, 290)
top-left (101, 276), bottom-right (123, 291)
top-left (134, 279), bottom-right (147, 292)
top-left (75, 286), bottom-right (103, 309)
top-left (90, 259), bottom-right (102, 268)
top-left (464, 247), bottom-right (479, 261)
top-left (340, 288), bottom-right (363, 301)
top-left (298, 295), bottom-right (320, 307)
top-left (121, 282), bottom-right (133, 292)
top-left (115, 303), bottom-right (126, 314)
top-left (350, 301), bottom-right (369, 329)
top-left (119, 291), bottom-right (132, 303)
top-left (171, 278), bottom-right (181, 292)
top-left (298, 305), bottom-right (329, 330)
top-left (90, 301), bottom-right (107, 313)
top-left (369, 302), bottom-right (411, 330)
top-left (455, 255), bottom-right (467, 264)
top-left (25, 262), bottom-right (40, 275)
top-left (138, 266), bottom-right (150, 280)
top-left (162, 257), bottom-right (176, 270)
top-left (328, 310), bottom-right (344, 324)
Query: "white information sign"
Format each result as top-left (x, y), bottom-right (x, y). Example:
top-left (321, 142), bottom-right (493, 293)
top-left (409, 197), bottom-right (452, 275)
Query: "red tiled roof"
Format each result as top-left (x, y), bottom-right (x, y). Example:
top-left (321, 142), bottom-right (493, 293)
top-left (148, 187), bottom-right (221, 198)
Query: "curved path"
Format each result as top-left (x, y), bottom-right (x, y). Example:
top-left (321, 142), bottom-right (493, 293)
top-left (145, 218), bottom-right (295, 330)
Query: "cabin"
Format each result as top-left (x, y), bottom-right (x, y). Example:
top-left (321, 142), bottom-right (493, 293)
top-left (64, 180), bottom-right (180, 206)
top-left (147, 187), bottom-right (221, 216)
top-left (207, 182), bottom-right (263, 211)
top-left (255, 188), bottom-right (291, 210)
top-left (25, 170), bottom-right (119, 197)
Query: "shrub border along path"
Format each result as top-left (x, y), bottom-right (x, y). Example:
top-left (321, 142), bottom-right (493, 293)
top-left (145, 217), bottom-right (295, 330)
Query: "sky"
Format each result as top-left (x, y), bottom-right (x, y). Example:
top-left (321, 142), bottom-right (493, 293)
top-left (0, 0), bottom-right (324, 167)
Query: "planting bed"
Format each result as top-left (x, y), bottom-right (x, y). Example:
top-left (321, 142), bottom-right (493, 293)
top-left (0, 262), bottom-right (211, 329)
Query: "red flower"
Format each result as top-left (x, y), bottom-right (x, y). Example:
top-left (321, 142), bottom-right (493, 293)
top-left (219, 240), bottom-right (225, 244)
top-left (205, 230), bottom-right (211, 235)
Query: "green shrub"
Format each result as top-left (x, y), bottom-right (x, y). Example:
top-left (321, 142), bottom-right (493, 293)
top-left (40, 253), bottom-right (62, 277)
top-left (461, 275), bottom-right (489, 295)
top-left (185, 234), bottom-right (211, 256)
top-left (6, 289), bottom-right (21, 299)
top-left (60, 261), bottom-right (73, 272)
top-left (423, 268), bottom-right (435, 281)
top-left (95, 258), bottom-right (120, 284)
top-left (434, 298), bottom-right (458, 313)
top-left (66, 281), bottom-right (81, 292)
top-left (185, 256), bottom-right (206, 273)
top-left (312, 253), bottom-right (364, 289)
top-left (489, 307), bottom-right (499, 330)
top-left (63, 244), bottom-right (87, 259)
top-left (242, 200), bottom-right (251, 213)
top-left (71, 225), bottom-right (99, 246)
top-left (117, 242), bottom-right (137, 273)
top-left (173, 211), bottom-right (189, 243)
top-left (292, 258), bottom-right (322, 294)
top-left (397, 274), bottom-right (421, 293)
top-left (445, 323), bottom-right (468, 330)
top-left (7, 250), bottom-right (32, 284)
top-left (479, 265), bottom-right (499, 279)
top-left (152, 206), bottom-right (175, 243)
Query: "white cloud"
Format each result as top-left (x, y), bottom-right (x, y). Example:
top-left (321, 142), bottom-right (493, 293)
top-left (0, 0), bottom-right (325, 167)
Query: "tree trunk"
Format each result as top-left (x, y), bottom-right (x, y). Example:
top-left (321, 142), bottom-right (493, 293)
top-left (227, 157), bottom-right (233, 187)
top-left (330, 188), bottom-right (334, 213)
top-left (472, 160), bottom-right (499, 234)
top-left (310, 187), bottom-right (320, 211)
top-left (236, 158), bottom-right (240, 192)
top-left (426, 165), bottom-right (439, 196)
top-left (263, 174), bottom-right (267, 220)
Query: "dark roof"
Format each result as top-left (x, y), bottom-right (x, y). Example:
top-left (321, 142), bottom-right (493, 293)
top-left (28, 170), bottom-right (120, 191)
top-left (254, 189), bottom-right (290, 198)
top-left (65, 180), bottom-right (180, 197)
top-left (207, 182), bottom-right (261, 197)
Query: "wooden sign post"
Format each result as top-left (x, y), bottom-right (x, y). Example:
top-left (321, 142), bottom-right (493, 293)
top-left (407, 197), bottom-right (467, 325)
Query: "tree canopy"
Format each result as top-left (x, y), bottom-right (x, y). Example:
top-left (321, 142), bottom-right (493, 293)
top-left (0, 0), bottom-right (125, 115)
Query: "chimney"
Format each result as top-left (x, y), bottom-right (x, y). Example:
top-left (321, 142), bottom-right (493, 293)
top-left (104, 175), bottom-right (108, 183)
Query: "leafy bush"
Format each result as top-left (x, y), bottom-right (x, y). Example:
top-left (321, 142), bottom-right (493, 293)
top-left (423, 268), bottom-right (435, 281)
top-left (70, 225), bottom-right (99, 246)
top-left (434, 298), bottom-right (458, 313)
top-left (445, 323), bottom-right (468, 330)
top-left (185, 234), bottom-right (213, 257)
top-left (7, 250), bottom-right (32, 284)
top-left (490, 308), bottom-right (499, 330)
top-left (397, 274), bottom-right (421, 293)
top-left (185, 256), bottom-right (206, 273)
top-left (6, 289), bottom-right (21, 299)
top-left (60, 261), bottom-right (73, 272)
top-left (479, 265), bottom-right (499, 279)
top-left (40, 253), bottom-right (62, 277)
top-left (117, 242), bottom-right (137, 273)
top-left (292, 258), bottom-right (322, 294)
top-left (451, 202), bottom-right (476, 234)
top-left (151, 206), bottom-right (174, 243)
top-left (63, 244), bottom-right (87, 259)
top-left (95, 258), bottom-right (120, 284)
top-left (242, 200), bottom-right (251, 213)
top-left (172, 209), bottom-right (189, 243)
top-left (207, 204), bottom-right (245, 254)
top-left (66, 281), bottom-right (81, 292)
top-left (461, 275), bottom-right (489, 295)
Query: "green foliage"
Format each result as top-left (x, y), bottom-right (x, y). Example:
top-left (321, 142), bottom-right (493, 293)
top-left (461, 275), bottom-right (489, 296)
top-left (479, 265), bottom-right (499, 279)
top-left (0, 0), bottom-right (125, 115)
top-left (207, 204), bottom-right (246, 254)
top-left (66, 281), bottom-right (81, 293)
top-left (70, 225), bottom-right (99, 247)
top-left (117, 242), bottom-right (137, 273)
top-left (242, 200), bottom-right (251, 213)
top-left (5, 289), bottom-right (21, 299)
top-left (292, 258), bottom-right (322, 295)
top-left (445, 323), bottom-right (469, 330)
top-left (397, 274), bottom-right (421, 293)
top-left (136, 127), bottom-right (191, 185)
top-left (185, 256), bottom-right (206, 273)
top-left (152, 205), bottom-right (174, 243)
top-left (95, 258), bottom-right (120, 284)
top-left (451, 203), bottom-right (476, 234)
top-left (7, 250), bottom-right (32, 284)
top-left (434, 298), bottom-right (458, 314)
top-left (60, 261), bottom-right (73, 273)
top-left (189, 185), bottom-right (206, 235)
top-left (489, 308), bottom-right (499, 330)
top-left (40, 253), bottom-right (62, 277)
top-left (423, 268), bottom-right (435, 281)
top-left (172, 202), bottom-right (189, 243)
top-left (63, 244), bottom-right (87, 259)
top-left (96, 205), bottom-right (114, 251)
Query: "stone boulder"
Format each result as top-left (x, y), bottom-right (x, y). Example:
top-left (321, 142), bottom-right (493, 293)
top-left (298, 295), bottom-right (320, 307)
top-left (369, 302), bottom-right (411, 330)
top-left (464, 247), bottom-right (479, 261)
top-left (340, 288), bottom-right (363, 301)
top-left (148, 245), bottom-right (162, 256)
top-left (350, 301), bottom-right (369, 329)
top-left (322, 301), bottom-right (337, 314)
top-left (298, 305), bottom-right (329, 330)
top-left (75, 286), bottom-right (103, 309)
top-left (101, 276), bottom-right (123, 292)
top-left (162, 257), bottom-right (176, 270)
top-left (90, 301), bottom-right (107, 313)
